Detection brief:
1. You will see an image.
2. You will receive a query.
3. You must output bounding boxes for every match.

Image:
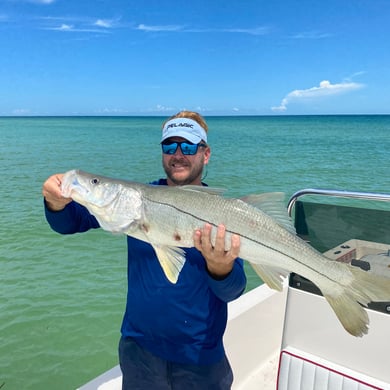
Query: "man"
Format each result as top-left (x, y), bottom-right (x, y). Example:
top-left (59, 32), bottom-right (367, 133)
top-left (42, 111), bottom-right (247, 389)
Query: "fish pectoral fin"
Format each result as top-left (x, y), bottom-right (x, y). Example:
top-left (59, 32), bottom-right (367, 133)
top-left (250, 263), bottom-right (288, 291)
top-left (152, 245), bottom-right (186, 284)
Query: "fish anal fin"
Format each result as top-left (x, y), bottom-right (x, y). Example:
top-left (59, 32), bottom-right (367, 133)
top-left (153, 245), bottom-right (186, 284)
top-left (250, 263), bottom-right (287, 292)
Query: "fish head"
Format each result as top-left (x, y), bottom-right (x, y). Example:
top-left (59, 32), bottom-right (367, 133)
top-left (61, 170), bottom-right (120, 207)
top-left (61, 169), bottom-right (143, 233)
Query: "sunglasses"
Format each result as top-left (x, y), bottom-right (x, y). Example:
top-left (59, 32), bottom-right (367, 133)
top-left (161, 141), bottom-right (207, 156)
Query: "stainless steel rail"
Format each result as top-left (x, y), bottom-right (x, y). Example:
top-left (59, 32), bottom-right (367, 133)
top-left (287, 188), bottom-right (390, 217)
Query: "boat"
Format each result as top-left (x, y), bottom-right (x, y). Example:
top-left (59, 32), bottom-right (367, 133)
top-left (78, 188), bottom-right (390, 390)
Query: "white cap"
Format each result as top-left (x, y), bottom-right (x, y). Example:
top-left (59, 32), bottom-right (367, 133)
top-left (161, 118), bottom-right (208, 144)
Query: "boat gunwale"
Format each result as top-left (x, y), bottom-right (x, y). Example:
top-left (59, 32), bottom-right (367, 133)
top-left (287, 189), bottom-right (390, 217)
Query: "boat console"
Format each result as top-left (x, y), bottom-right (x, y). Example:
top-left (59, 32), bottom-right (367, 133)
top-left (278, 190), bottom-right (390, 389)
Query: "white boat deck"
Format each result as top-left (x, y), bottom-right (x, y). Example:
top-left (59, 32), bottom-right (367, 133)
top-left (78, 283), bottom-right (287, 390)
top-left (224, 283), bottom-right (287, 389)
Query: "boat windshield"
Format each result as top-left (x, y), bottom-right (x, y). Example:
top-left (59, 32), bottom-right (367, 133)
top-left (288, 189), bottom-right (390, 314)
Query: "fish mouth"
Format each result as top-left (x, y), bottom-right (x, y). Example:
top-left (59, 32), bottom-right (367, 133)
top-left (61, 170), bottom-right (81, 198)
top-left (61, 170), bottom-right (93, 202)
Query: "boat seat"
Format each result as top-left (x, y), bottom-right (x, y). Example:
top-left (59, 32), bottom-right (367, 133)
top-left (277, 347), bottom-right (388, 390)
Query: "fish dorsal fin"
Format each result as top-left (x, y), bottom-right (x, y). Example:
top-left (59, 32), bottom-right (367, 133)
top-left (249, 263), bottom-right (288, 291)
top-left (180, 185), bottom-right (226, 196)
top-left (152, 245), bottom-right (186, 284)
top-left (240, 192), bottom-right (296, 235)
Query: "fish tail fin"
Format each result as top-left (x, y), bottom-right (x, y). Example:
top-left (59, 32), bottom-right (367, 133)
top-left (323, 266), bottom-right (390, 337)
top-left (324, 291), bottom-right (369, 337)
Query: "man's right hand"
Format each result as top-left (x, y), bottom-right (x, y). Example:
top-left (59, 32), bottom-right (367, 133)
top-left (42, 174), bottom-right (72, 211)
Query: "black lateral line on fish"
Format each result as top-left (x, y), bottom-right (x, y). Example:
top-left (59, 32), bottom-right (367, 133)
top-left (145, 197), bottom-right (335, 284)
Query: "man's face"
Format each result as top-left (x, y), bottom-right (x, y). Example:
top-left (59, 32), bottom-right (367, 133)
top-left (162, 137), bottom-right (210, 186)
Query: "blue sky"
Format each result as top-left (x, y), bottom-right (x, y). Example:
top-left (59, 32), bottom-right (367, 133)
top-left (1, 0), bottom-right (389, 116)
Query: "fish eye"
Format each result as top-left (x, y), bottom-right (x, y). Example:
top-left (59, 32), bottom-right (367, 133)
top-left (90, 178), bottom-right (100, 185)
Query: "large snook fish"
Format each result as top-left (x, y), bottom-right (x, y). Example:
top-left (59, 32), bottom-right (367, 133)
top-left (61, 169), bottom-right (390, 337)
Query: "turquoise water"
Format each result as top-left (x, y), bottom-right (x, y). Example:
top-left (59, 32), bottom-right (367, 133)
top-left (1, 115), bottom-right (390, 389)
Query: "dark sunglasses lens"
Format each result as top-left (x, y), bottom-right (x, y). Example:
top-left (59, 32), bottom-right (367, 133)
top-left (162, 143), bottom-right (178, 155)
top-left (162, 142), bottom-right (199, 155)
top-left (180, 143), bottom-right (198, 155)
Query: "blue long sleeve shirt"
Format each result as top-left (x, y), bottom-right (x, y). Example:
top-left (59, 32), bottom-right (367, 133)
top-left (44, 179), bottom-right (247, 365)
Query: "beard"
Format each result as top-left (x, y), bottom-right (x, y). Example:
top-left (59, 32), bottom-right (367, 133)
top-left (163, 157), bottom-right (205, 186)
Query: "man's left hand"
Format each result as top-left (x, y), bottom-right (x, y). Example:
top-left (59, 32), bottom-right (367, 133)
top-left (193, 223), bottom-right (240, 279)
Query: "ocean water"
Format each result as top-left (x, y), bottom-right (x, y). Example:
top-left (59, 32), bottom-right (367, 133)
top-left (1, 115), bottom-right (389, 389)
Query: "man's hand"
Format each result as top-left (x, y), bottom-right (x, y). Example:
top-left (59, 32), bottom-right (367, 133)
top-left (193, 223), bottom-right (240, 279)
top-left (42, 173), bottom-right (72, 211)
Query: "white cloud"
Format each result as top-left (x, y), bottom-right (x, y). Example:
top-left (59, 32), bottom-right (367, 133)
top-left (38, 16), bottom-right (117, 33)
top-left (136, 24), bottom-right (270, 35)
top-left (47, 22), bottom-right (111, 34)
top-left (55, 23), bottom-right (73, 31)
top-left (95, 19), bottom-right (112, 28)
top-left (94, 18), bottom-right (121, 29)
top-left (137, 24), bottom-right (183, 32)
top-left (29, 0), bottom-right (55, 4)
top-left (223, 26), bottom-right (270, 35)
top-left (154, 104), bottom-right (175, 112)
top-left (12, 108), bottom-right (31, 115)
top-left (344, 71), bottom-right (366, 81)
top-left (291, 31), bottom-right (333, 39)
top-left (271, 80), bottom-right (364, 112)
top-left (98, 108), bottom-right (129, 114)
